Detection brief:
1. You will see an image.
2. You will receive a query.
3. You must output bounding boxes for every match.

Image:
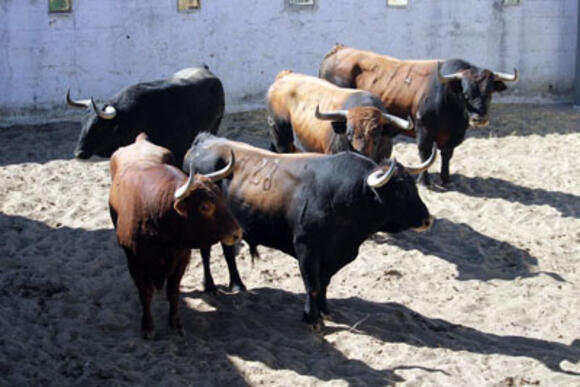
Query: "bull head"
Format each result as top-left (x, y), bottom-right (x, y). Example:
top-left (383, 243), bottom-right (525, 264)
top-left (436, 63), bottom-right (518, 127)
top-left (66, 89), bottom-right (117, 120)
top-left (367, 144), bottom-right (437, 188)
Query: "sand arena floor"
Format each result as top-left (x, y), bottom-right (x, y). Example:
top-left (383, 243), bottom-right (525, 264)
top-left (0, 104), bottom-right (578, 386)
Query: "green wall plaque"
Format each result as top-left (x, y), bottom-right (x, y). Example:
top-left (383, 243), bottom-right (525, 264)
top-left (49, 0), bottom-right (71, 13)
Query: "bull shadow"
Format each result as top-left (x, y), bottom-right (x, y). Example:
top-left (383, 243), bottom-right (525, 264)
top-left (445, 174), bottom-right (580, 219)
top-left (181, 288), bottom-right (448, 385)
top-left (326, 294), bottom-right (580, 376)
top-left (372, 218), bottom-right (565, 282)
top-left (0, 213), bottom-right (251, 386)
top-left (183, 287), bottom-right (580, 379)
top-left (0, 122), bottom-right (81, 166)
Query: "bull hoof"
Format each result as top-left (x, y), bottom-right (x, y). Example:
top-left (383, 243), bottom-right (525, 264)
top-left (227, 282), bottom-right (247, 294)
top-left (440, 176), bottom-right (453, 186)
top-left (309, 320), bottom-right (325, 333)
top-left (141, 329), bottom-right (155, 340)
top-left (204, 283), bottom-right (218, 295)
top-left (169, 316), bottom-right (184, 336)
top-left (303, 312), bottom-right (325, 332)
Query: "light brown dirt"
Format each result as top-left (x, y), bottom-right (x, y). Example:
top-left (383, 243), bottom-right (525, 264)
top-left (0, 104), bottom-right (578, 386)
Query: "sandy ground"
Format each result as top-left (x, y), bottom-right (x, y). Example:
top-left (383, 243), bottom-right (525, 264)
top-left (0, 104), bottom-right (579, 386)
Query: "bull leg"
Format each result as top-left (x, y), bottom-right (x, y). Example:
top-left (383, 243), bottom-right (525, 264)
top-left (137, 287), bottom-right (155, 339)
top-left (221, 243), bottom-right (246, 293)
top-left (440, 147), bottom-right (455, 185)
top-left (295, 243), bottom-right (323, 330)
top-left (200, 248), bottom-right (217, 294)
top-left (318, 277), bottom-right (331, 317)
top-left (416, 129), bottom-right (435, 186)
top-left (166, 249), bottom-right (191, 336)
top-left (123, 248), bottom-right (155, 339)
top-left (268, 115), bottom-right (295, 153)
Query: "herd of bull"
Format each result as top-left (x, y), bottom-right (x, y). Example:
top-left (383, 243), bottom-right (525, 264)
top-left (66, 44), bottom-right (518, 338)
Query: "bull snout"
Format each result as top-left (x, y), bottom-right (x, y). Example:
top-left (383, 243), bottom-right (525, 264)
top-left (413, 215), bottom-right (434, 232)
top-left (221, 226), bottom-right (243, 246)
top-left (468, 114), bottom-right (489, 127)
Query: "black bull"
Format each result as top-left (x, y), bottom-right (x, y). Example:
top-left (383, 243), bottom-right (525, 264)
top-left (318, 45), bottom-right (518, 186)
top-left (183, 133), bottom-right (436, 328)
top-left (66, 66), bottom-right (224, 165)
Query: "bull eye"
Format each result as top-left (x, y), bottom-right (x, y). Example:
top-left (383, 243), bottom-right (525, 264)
top-left (199, 201), bottom-right (215, 216)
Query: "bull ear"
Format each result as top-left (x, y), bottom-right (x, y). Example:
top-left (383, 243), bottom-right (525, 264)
top-left (447, 79), bottom-right (463, 94)
top-left (331, 121), bottom-right (347, 134)
top-left (381, 124), bottom-right (398, 137)
top-left (494, 81), bottom-right (507, 92)
top-left (174, 198), bottom-right (189, 217)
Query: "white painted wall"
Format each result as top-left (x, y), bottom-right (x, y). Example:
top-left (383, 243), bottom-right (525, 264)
top-left (0, 0), bottom-right (577, 124)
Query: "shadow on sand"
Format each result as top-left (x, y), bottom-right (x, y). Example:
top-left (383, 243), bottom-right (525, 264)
top-left (372, 218), bottom-right (565, 282)
top-left (445, 174), bottom-right (580, 219)
top-left (185, 287), bottom-right (580, 381)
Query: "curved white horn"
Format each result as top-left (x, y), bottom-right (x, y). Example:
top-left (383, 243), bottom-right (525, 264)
top-left (90, 98), bottom-right (117, 120)
top-left (66, 89), bottom-right (91, 109)
top-left (383, 112), bottom-right (414, 131)
top-left (315, 105), bottom-right (348, 121)
top-left (174, 150), bottom-right (235, 201)
top-left (437, 62), bottom-right (464, 84)
top-left (493, 68), bottom-right (519, 82)
top-left (404, 144), bottom-right (437, 175)
top-left (174, 171), bottom-right (195, 200)
top-left (202, 149), bottom-right (235, 183)
top-left (367, 159), bottom-right (397, 188)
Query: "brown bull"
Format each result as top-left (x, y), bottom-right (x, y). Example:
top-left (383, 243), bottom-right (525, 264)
top-left (109, 133), bottom-right (241, 338)
top-left (319, 44), bottom-right (518, 185)
top-left (267, 70), bottom-right (412, 162)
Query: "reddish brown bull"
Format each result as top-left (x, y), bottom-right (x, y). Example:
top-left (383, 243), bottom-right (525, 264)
top-left (267, 70), bottom-right (413, 162)
top-left (319, 44), bottom-right (518, 185)
top-left (109, 133), bottom-right (241, 338)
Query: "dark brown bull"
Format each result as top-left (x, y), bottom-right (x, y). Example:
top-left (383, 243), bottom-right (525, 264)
top-left (109, 133), bottom-right (242, 338)
top-left (267, 70), bottom-right (413, 162)
top-left (319, 44), bottom-right (518, 185)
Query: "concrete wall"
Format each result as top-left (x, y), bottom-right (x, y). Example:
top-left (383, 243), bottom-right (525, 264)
top-left (0, 0), bottom-right (577, 125)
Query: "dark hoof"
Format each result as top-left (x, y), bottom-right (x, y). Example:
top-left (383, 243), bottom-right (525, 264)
top-left (141, 329), bottom-right (155, 340)
top-left (169, 316), bottom-right (184, 336)
top-left (303, 312), bottom-right (325, 332)
top-left (309, 320), bottom-right (325, 332)
top-left (227, 282), bottom-right (247, 294)
top-left (204, 283), bottom-right (218, 295)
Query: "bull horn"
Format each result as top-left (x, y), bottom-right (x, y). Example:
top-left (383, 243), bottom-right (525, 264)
top-left (437, 62), bottom-right (464, 84)
top-left (404, 144), bottom-right (437, 175)
top-left (367, 159), bottom-right (397, 188)
top-left (66, 89), bottom-right (91, 109)
top-left (202, 149), bottom-right (236, 183)
top-left (315, 105), bottom-right (348, 121)
top-left (174, 150), bottom-right (236, 200)
top-left (493, 68), bottom-right (519, 82)
top-left (382, 112), bottom-right (414, 131)
top-left (90, 97), bottom-right (117, 120)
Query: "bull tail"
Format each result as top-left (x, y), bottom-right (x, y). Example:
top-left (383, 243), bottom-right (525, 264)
top-left (249, 244), bottom-right (260, 267)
